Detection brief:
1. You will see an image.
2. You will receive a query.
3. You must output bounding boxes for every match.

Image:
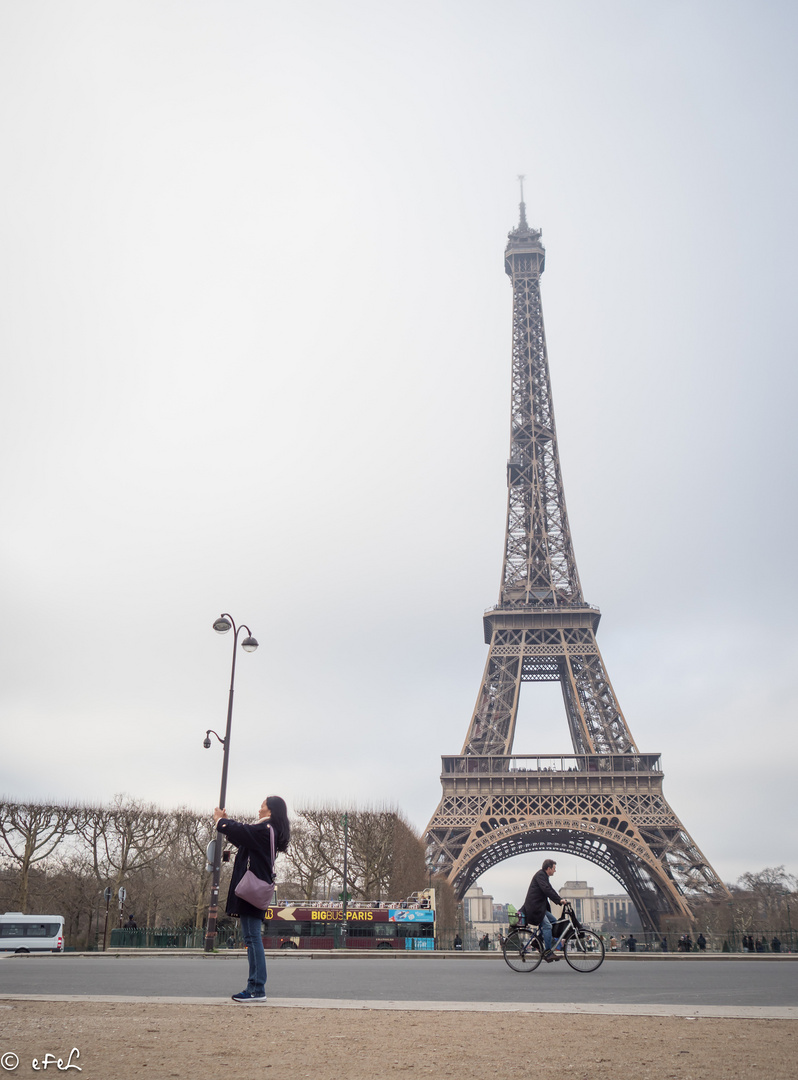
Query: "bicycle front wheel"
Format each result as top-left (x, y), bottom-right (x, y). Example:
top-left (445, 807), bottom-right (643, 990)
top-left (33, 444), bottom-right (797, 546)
top-left (563, 930), bottom-right (605, 972)
top-left (502, 928), bottom-right (543, 972)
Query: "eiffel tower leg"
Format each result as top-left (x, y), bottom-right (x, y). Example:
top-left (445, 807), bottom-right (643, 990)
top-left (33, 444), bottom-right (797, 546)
top-left (461, 636), bottom-right (523, 757)
top-left (559, 631), bottom-right (638, 754)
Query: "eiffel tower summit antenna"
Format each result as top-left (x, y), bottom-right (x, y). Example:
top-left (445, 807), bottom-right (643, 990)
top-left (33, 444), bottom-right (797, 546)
top-left (423, 200), bottom-right (731, 933)
top-left (517, 174), bottom-right (528, 229)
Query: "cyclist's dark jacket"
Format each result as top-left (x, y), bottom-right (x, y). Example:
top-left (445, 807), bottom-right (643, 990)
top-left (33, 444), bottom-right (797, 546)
top-left (520, 869), bottom-right (563, 925)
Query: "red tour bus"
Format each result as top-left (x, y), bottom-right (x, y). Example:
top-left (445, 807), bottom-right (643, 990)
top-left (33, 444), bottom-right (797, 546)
top-left (262, 890), bottom-right (436, 950)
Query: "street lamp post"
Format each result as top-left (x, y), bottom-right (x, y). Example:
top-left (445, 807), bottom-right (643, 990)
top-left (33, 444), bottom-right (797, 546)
top-left (203, 613), bottom-right (258, 952)
top-left (339, 811), bottom-right (349, 950)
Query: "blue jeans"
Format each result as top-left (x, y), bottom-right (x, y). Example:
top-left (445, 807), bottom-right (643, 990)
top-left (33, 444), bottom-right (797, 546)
top-left (240, 914), bottom-right (267, 995)
top-left (540, 911), bottom-right (558, 952)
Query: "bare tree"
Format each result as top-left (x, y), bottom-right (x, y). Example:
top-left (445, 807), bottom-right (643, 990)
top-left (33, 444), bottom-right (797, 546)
top-left (284, 807), bottom-right (344, 899)
top-left (279, 818), bottom-right (332, 901)
top-left (283, 805), bottom-right (428, 902)
top-left (0, 800), bottom-right (75, 912)
top-left (347, 810), bottom-right (395, 899)
top-left (387, 815), bottom-right (428, 899)
top-left (42, 849), bottom-right (103, 950)
top-left (172, 808), bottom-right (216, 928)
top-left (76, 795), bottom-right (178, 947)
top-left (729, 866), bottom-right (797, 938)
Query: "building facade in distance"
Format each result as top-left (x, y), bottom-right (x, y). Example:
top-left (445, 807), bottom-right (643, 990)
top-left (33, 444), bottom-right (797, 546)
top-left (559, 880), bottom-right (641, 931)
top-left (462, 885), bottom-right (509, 947)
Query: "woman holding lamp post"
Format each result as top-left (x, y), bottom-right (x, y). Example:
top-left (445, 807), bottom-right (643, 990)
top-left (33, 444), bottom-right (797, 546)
top-left (214, 795), bottom-right (291, 1003)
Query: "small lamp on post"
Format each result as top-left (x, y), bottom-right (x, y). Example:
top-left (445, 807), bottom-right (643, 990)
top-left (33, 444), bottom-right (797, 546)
top-left (203, 613), bottom-right (258, 952)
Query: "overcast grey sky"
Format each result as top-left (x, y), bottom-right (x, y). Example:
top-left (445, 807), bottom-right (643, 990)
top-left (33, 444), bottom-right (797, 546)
top-left (1, 1), bottom-right (796, 905)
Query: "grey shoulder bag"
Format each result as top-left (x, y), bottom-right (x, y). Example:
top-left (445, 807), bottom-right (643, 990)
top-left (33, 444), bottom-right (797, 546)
top-left (234, 824), bottom-right (276, 910)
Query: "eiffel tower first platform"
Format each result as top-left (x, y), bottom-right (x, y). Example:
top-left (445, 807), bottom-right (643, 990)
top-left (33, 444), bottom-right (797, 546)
top-left (424, 192), bottom-right (731, 933)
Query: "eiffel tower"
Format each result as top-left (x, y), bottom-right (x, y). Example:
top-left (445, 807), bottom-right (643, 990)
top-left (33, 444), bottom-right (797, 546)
top-left (424, 186), bottom-right (731, 933)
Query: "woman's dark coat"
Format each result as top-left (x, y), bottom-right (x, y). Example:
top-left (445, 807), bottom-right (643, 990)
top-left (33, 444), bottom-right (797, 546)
top-left (520, 868), bottom-right (563, 925)
top-left (216, 817), bottom-right (276, 920)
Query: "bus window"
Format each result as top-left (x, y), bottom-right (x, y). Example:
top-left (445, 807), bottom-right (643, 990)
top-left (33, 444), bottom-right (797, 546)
top-left (347, 923), bottom-right (374, 939)
top-left (398, 923), bottom-right (433, 939)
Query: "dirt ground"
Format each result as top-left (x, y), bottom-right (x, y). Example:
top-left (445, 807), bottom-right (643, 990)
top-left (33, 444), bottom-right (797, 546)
top-left (0, 1001), bottom-right (794, 1080)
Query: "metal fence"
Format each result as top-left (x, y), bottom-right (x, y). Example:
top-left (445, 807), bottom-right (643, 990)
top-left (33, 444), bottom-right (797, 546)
top-left (108, 926), bottom-right (470, 950)
top-left (581, 929), bottom-right (797, 954)
top-left (109, 927), bottom-right (208, 949)
top-left (455, 927), bottom-right (798, 953)
top-left (107, 925), bottom-right (797, 952)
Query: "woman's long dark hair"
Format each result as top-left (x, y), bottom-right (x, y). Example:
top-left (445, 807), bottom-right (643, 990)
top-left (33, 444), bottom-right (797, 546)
top-left (266, 796), bottom-right (290, 852)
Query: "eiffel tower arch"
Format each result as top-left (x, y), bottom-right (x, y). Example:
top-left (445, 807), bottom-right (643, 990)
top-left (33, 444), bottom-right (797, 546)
top-left (424, 190), bottom-right (731, 933)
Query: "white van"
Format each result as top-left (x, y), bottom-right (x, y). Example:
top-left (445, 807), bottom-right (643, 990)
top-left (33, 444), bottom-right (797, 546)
top-left (0, 913), bottom-right (65, 953)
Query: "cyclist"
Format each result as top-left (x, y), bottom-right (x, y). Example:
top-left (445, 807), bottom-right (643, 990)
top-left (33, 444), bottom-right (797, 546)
top-left (519, 858), bottom-right (564, 963)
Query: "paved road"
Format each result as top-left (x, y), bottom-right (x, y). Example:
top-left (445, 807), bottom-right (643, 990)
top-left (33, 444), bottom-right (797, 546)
top-left (2, 954), bottom-right (797, 1009)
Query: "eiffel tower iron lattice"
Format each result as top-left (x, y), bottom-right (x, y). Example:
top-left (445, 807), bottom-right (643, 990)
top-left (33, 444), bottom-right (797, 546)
top-left (424, 192), bottom-right (731, 932)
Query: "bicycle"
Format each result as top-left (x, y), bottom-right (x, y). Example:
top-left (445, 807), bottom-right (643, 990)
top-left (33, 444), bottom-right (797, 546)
top-left (501, 902), bottom-right (605, 973)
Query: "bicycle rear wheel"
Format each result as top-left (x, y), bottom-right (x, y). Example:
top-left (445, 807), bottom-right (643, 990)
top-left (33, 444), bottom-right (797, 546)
top-left (502, 928), bottom-right (543, 972)
top-left (563, 930), bottom-right (605, 972)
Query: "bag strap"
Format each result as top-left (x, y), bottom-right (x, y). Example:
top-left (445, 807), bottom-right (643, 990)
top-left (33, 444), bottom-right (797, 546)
top-left (268, 822), bottom-right (276, 880)
top-left (245, 823), bottom-right (277, 880)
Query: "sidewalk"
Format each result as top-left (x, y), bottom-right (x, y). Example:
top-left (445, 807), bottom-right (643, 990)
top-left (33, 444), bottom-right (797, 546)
top-left (3, 990), bottom-right (797, 1018)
